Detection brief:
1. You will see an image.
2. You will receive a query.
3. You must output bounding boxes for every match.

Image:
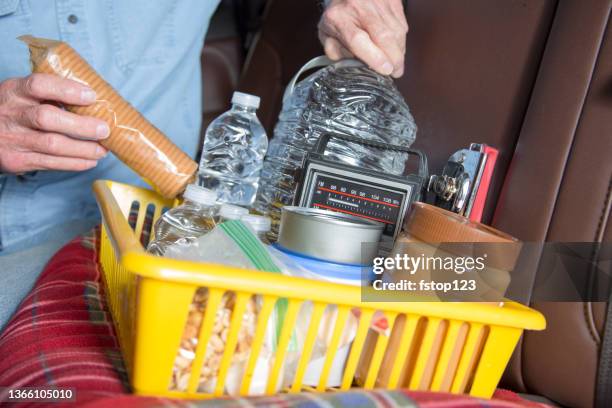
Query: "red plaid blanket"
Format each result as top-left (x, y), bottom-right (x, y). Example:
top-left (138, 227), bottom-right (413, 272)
top-left (0, 229), bottom-right (549, 408)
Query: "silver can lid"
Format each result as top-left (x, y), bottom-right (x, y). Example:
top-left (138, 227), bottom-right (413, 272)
top-left (278, 206), bottom-right (383, 265)
top-left (282, 207), bottom-right (382, 230)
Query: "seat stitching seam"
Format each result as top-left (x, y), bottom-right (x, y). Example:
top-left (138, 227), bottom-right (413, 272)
top-left (588, 175), bottom-right (612, 345)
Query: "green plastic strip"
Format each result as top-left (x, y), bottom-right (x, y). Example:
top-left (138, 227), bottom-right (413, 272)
top-left (219, 220), bottom-right (296, 351)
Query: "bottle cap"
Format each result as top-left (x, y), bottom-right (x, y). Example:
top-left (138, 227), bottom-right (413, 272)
top-left (219, 204), bottom-right (249, 220)
top-left (184, 184), bottom-right (217, 205)
top-left (232, 91), bottom-right (261, 109)
top-left (241, 214), bottom-right (272, 233)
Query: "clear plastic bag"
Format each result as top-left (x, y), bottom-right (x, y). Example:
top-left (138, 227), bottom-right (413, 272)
top-left (167, 221), bottom-right (286, 395)
top-left (171, 289), bottom-right (274, 395)
top-left (167, 221), bottom-right (368, 392)
top-left (20, 35), bottom-right (197, 198)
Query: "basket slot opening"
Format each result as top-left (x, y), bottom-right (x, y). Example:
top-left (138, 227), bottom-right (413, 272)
top-left (213, 292), bottom-right (253, 395)
top-left (430, 321), bottom-right (469, 392)
top-left (315, 305), bottom-right (352, 392)
top-left (340, 308), bottom-right (375, 390)
top-left (450, 323), bottom-right (489, 394)
top-left (409, 318), bottom-right (448, 390)
top-left (289, 302), bottom-right (327, 392)
top-left (266, 298), bottom-right (303, 394)
top-left (127, 200), bottom-right (140, 231)
top-left (361, 311), bottom-right (399, 389)
top-left (139, 203), bottom-right (156, 247)
top-left (191, 289), bottom-right (235, 394)
top-left (169, 287), bottom-right (218, 392)
top-left (464, 325), bottom-right (490, 394)
top-left (239, 294), bottom-right (279, 395)
top-left (161, 206), bottom-right (170, 215)
top-left (385, 314), bottom-right (423, 389)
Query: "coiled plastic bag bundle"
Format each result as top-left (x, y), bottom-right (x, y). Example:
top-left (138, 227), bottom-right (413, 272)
top-left (253, 56), bottom-right (418, 238)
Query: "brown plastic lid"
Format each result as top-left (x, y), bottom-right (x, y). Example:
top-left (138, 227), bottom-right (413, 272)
top-left (405, 202), bottom-right (518, 243)
top-left (401, 203), bottom-right (522, 271)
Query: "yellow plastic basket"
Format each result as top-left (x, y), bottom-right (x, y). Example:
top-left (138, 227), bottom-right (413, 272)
top-left (93, 180), bottom-right (545, 399)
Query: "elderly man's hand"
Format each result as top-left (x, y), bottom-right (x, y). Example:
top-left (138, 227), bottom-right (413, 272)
top-left (319, 0), bottom-right (408, 78)
top-left (0, 73), bottom-right (109, 174)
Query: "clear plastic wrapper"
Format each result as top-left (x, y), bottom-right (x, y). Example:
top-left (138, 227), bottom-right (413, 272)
top-left (20, 35), bottom-right (197, 199)
top-left (253, 56), bottom-right (418, 238)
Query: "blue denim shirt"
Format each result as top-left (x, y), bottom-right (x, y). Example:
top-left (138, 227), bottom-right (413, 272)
top-left (0, 0), bottom-right (220, 250)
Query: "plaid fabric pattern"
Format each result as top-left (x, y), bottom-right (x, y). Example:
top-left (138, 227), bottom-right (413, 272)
top-left (0, 228), bottom-right (549, 408)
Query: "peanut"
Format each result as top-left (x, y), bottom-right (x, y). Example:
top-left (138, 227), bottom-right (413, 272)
top-left (170, 291), bottom-right (260, 392)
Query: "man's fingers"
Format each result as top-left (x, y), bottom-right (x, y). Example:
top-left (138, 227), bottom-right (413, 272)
top-left (20, 104), bottom-right (110, 140)
top-left (321, 35), bottom-right (354, 61)
top-left (22, 131), bottom-right (107, 160)
top-left (18, 73), bottom-right (97, 105)
top-left (320, 6), bottom-right (394, 76)
top-left (22, 152), bottom-right (98, 172)
top-left (357, 1), bottom-right (407, 77)
top-left (319, 0), bottom-right (408, 78)
top-left (343, 29), bottom-right (394, 76)
top-left (363, 23), bottom-right (406, 77)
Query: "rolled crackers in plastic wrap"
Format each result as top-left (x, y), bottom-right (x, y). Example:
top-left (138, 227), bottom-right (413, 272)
top-left (19, 35), bottom-right (197, 198)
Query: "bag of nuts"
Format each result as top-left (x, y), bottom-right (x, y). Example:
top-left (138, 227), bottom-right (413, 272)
top-left (171, 289), bottom-right (274, 394)
top-left (168, 221), bottom-right (288, 395)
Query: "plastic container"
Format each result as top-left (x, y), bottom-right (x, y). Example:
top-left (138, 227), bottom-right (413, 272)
top-left (146, 184), bottom-right (218, 256)
top-left (93, 179), bottom-right (546, 399)
top-left (198, 92), bottom-right (268, 206)
top-left (386, 202), bottom-right (520, 303)
top-left (270, 243), bottom-right (368, 387)
top-left (270, 243), bottom-right (373, 286)
top-left (253, 56), bottom-right (418, 238)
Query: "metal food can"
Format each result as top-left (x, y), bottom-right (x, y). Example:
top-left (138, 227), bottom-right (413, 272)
top-left (278, 206), bottom-right (384, 265)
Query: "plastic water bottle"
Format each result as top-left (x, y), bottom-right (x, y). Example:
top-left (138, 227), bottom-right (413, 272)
top-left (253, 58), bottom-right (417, 240)
top-left (198, 92), bottom-right (268, 206)
top-left (147, 184), bottom-right (218, 256)
top-left (240, 214), bottom-right (272, 243)
top-left (217, 203), bottom-right (249, 223)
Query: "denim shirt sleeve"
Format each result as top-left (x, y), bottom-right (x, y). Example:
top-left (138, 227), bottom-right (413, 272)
top-left (0, 0), bottom-right (219, 251)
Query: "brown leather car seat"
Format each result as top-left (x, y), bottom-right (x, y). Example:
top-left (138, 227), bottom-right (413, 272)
top-left (236, 1), bottom-right (612, 407)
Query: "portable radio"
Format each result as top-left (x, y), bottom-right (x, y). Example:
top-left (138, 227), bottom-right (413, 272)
top-left (295, 134), bottom-right (428, 250)
top-left (427, 143), bottom-right (499, 222)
